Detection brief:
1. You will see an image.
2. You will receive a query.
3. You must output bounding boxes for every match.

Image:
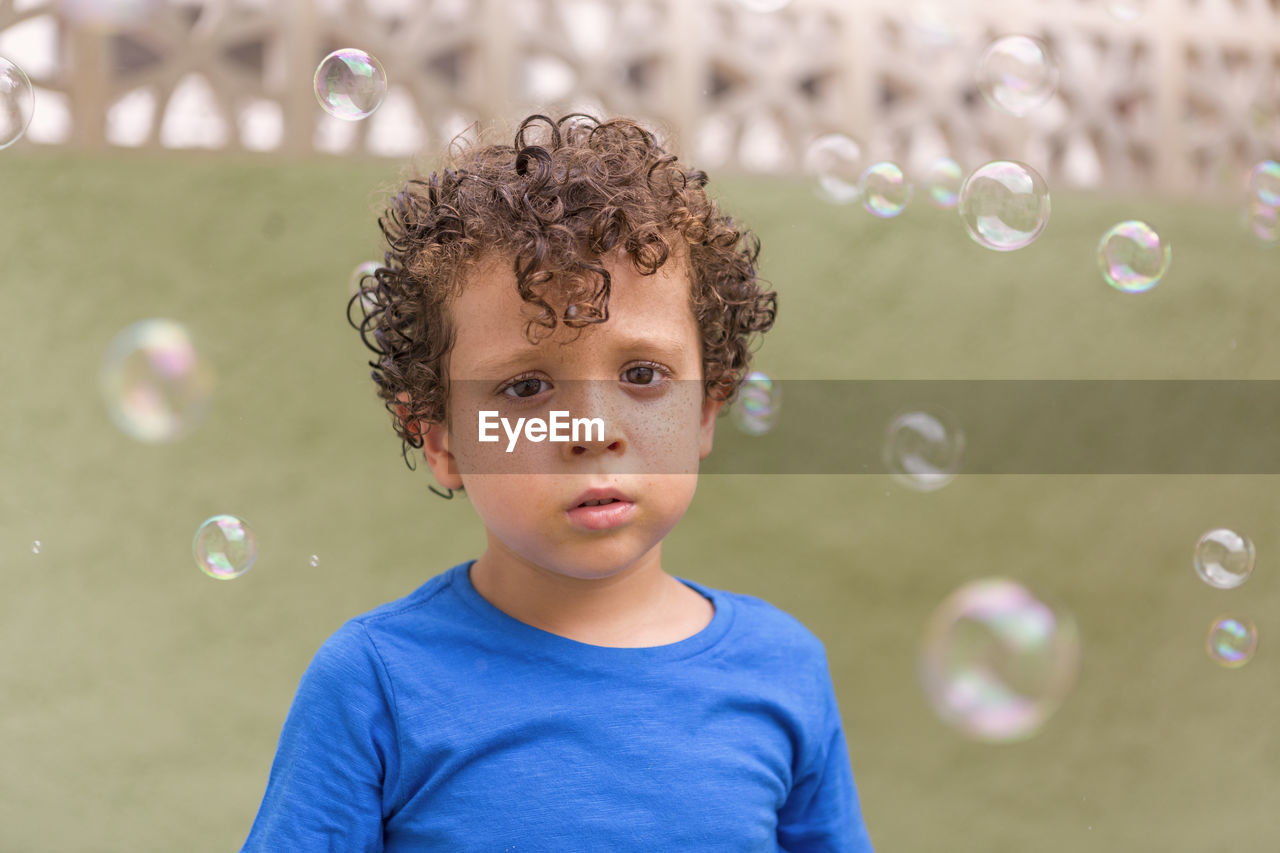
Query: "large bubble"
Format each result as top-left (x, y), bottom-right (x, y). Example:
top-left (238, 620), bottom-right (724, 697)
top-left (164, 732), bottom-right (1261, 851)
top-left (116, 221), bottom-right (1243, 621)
top-left (1205, 616), bottom-right (1258, 668)
top-left (803, 133), bottom-right (864, 205)
top-left (958, 160), bottom-right (1052, 251)
top-left (100, 319), bottom-right (215, 443)
top-left (1193, 528), bottom-right (1254, 590)
top-left (1096, 220), bottom-right (1172, 293)
top-left (858, 162), bottom-right (912, 218)
top-left (194, 515), bottom-right (257, 580)
top-left (883, 409), bottom-right (964, 491)
top-left (976, 35), bottom-right (1058, 117)
top-left (920, 578), bottom-right (1081, 742)
top-left (0, 55), bottom-right (35, 150)
top-left (314, 49), bottom-right (387, 120)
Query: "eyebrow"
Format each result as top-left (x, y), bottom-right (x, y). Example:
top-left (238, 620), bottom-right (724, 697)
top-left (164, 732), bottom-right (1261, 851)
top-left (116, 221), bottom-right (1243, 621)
top-left (469, 334), bottom-right (689, 377)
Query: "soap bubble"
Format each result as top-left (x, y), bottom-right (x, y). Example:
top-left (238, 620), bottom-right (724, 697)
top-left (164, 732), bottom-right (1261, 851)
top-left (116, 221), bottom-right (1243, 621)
top-left (1248, 160), bottom-right (1280, 207)
top-left (731, 371), bottom-right (780, 436)
top-left (349, 260), bottom-right (381, 315)
top-left (1244, 199), bottom-right (1279, 245)
top-left (314, 49), bottom-right (387, 120)
top-left (1206, 616), bottom-right (1258, 668)
top-left (309, 554), bottom-right (320, 568)
top-left (1105, 0), bottom-right (1145, 20)
top-left (803, 133), bottom-right (863, 205)
top-left (100, 319), bottom-right (215, 443)
top-left (193, 515), bottom-right (257, 580)
top-left (884, 409), bottom-right (964, 491)
top-left (1193, 528), bottom-right (1254, 589)
top-left (1096, 220), bottom-right (1171, 293)
top-left (923, 157), bottom-right (963, 208)
top-left (734, 0), bottom-right (791, 11)
top-left (976, 35), bottom-right (1058, 117)
top-left (0, 56), bottom-right (35, 150)
top-left (31, 540), bottom-right (41, 555)
top-left (920, 578), bottom-right (1081, 742)
top-left (858, 162), bottom-right (913, 218)
top-left (958, 160), bottom-right (1052, 251)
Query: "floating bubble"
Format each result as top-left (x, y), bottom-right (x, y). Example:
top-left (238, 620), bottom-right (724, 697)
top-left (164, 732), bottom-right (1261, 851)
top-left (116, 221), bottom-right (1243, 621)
top-left (883, 409), bottom-right (964, 491)
top-left (1248, 160), bottom-right (1280, 207)
top-left (1105, 0), bottom-right (1145, 20)
top-left (976, 35), bottom-right (1058, 117)
top-left (31, 540), bottom-right (41, 555)
top-left (920, 578), bottom-right (1081, 742)
top-left (858, 162), bottom-right (912, 218)
top-left (314, 49), bottom-right (387, 120)
top-left (731, 371), bottom-right (780, 436)
top-left (1096, 220), bottom-right (1171, 293)
top-left (1193, 528), bottom-right (1254, 589)
top-left (1244, 199), bottom-right (1279, 245)
top-left (734, 0), bottom-right (791, 11)
top-left (923, 157), bottom-right (963, 208)
top-left (1206, 616), bottom-right (1258, 668)
top-left (0, 56), bottom-right (35, 150)
top-left (349, 260), bottom-right (381, 315)
top-left (309, 554), bottom-right (320, 568)
top-left (803, 133), bottom-right (863, 205)
top-left (958, 160), bottom-right (1051, 251)
top-left (194, 515), bottom-right (257, 580)
top-left (100, 319), bottom-right (215, 443)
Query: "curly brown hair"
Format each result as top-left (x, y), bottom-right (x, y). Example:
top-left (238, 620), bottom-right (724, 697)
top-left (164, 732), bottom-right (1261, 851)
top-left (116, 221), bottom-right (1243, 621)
top-left (349, 113), bottom-right (777, 478)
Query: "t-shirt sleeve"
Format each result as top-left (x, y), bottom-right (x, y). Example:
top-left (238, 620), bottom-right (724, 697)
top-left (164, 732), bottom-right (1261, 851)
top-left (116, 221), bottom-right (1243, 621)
top-left (776, 646), bottom-right (875, 853)
top-left (240, 621), bottom-right (398, 853)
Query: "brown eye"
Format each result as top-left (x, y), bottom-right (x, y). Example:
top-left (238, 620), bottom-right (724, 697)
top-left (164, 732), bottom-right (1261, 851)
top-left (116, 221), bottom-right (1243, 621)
top-left (624, 366), bottom-right (656, 385)
top-left (504, 377), bottom-right (545, 398)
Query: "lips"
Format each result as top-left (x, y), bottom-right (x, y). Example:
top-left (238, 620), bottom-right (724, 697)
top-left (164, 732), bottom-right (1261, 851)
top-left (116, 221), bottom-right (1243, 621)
top-left (568, 486), bottom-right (632, 510)
top-left (566, 486), bottom-right (635, 531)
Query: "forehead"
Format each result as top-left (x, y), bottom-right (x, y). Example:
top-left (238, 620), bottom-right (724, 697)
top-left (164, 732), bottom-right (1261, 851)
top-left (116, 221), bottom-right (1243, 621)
top-left (447, 253), bottom-right (698, 378)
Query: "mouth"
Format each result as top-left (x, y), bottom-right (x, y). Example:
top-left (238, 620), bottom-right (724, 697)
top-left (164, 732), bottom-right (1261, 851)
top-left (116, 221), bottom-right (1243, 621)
top-left (568, 487), bottom-right (632, 510)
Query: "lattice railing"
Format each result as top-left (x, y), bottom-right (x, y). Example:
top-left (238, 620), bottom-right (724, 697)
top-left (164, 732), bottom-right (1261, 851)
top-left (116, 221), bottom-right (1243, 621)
top-left (1, 0), bottom-right (1278, 197)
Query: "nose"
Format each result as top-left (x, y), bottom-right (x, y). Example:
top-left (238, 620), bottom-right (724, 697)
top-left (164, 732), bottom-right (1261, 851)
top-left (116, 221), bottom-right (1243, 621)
top-left (559, 380), bottom-right (626, 460)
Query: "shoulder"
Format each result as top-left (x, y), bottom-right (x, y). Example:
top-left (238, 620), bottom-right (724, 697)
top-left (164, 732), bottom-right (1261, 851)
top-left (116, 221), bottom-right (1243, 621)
top-left (692, 579), bottom-right (830, 663)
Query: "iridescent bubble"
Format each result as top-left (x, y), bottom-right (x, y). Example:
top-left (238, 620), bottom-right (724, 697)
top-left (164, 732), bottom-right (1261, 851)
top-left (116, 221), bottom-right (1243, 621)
top-left (309, 554), bottom-right (320, 568)
top-left (1096, 220), bottom-right (1171, 293)
top-left (958, 161), bottom-right (1052, 251)
top-left (920, 578), bottom-right (1081, 742)
top-left (923, 157), bottom-right (963, 208)
top-left (1244, 199), bottom-right (1279, 245)
top-left (314, 49), bottom-right (387, 121)
top-left (976, 35), bottom-right (1058, 117)
top-left (731, 371), bottom-right (780, 436)
top-left (349, 260), bottom-right (381, 315)
top-left (1206, 616), bottom-right (1258, 668)
top-left (734, 0), bottom-right (792, 11)
top-left (194, 515), bottom-right (257, 580)
top-left (803, 133), bottom-right (863, 205)
top-left (1248, 160), bottom-right (1280, 207)
top-left (858, 162), bottom-right (913, 218)
top-left (1193, 528), bottom-right (1255, 590)
top-left (0, 55), bottom-right (36, 150)
top-left (1105, 0), bottom-right (1145, 20)
top-left (31, 540), bottom-right (41, 555)
top-left (100, 319), bottom-right (215, 443)
top-left (883, 409), bottom-right (964, 491)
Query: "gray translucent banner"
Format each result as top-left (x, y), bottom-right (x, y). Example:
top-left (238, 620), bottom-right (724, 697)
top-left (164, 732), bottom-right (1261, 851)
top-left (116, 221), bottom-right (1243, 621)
top-left (440, 380), bottom-right (1280, 474)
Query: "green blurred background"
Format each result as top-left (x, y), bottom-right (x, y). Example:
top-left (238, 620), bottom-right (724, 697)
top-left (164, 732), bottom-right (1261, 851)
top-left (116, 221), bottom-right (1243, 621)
top-left (1, 149), bottom-right (1276, 852)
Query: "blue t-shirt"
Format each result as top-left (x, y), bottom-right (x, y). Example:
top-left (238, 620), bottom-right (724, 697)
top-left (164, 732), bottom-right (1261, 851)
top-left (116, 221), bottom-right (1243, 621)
top-left (242, 560), bottom-right (874, 852)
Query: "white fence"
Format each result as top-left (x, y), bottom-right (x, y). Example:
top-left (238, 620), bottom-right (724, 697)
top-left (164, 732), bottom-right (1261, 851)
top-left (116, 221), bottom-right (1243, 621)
top-left (2, 0), bottom-right (1279, 197)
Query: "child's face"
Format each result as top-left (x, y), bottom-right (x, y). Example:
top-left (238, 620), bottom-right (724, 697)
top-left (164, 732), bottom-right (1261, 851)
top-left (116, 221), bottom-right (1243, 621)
top-left (419, 251), bottom-right (722, 581)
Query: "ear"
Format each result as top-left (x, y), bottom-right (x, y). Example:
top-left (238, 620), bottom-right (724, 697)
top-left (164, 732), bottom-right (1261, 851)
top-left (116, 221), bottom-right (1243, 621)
top-left (698, 393), bottom-right (725, 460)
top-left (396, 393), bottom-right (462, 489)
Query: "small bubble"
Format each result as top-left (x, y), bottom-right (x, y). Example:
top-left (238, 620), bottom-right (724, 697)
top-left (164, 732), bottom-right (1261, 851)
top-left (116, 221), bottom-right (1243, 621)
top-left (1206, 616), bottom-right (1258, 668)
top-left (884, 409), bottom-right (964, 491)
top-left (349, 261), bottom-right (381, 315)
top-left (731, 371), bottom-right (780, 436)
top-left (193, 515), bottom-right (257, 580)
top-left (1193, 528), bottom-right (1254, 589)
top-left (31, 540), bottom-right (41, 555)
top-left (858, 162), bottom-right (913, 218)
top-left (958, 161), bottom-right (1052, 251)
top-left (1097, 221), bottom-right (1171, 293)
top-left (314, 49), bottom-right (387, 120)
top-left (100, 319), bottom-right (215, 443)
top-left (923, 157), bottom-right (963, 209)
top-left (1248, 160), bottom-right (1280, 207)
top-left (803, 133), bottom-right (864, 205)
top-left (976, 35), bottom-right (1058, 117)
top-left (309, 554), bottom-right (320, 567)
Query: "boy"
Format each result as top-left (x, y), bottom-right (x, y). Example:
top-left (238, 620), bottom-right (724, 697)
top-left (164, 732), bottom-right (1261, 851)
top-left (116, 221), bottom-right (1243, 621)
top-left (242, 113), bottom-right (875, 851)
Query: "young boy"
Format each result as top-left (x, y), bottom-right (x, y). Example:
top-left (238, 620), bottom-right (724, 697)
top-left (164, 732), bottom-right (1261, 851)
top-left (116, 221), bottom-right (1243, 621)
top-left (241, 113), bottom-right (875, 852)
